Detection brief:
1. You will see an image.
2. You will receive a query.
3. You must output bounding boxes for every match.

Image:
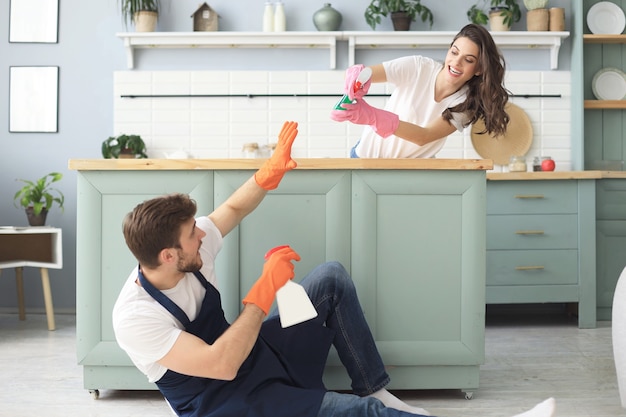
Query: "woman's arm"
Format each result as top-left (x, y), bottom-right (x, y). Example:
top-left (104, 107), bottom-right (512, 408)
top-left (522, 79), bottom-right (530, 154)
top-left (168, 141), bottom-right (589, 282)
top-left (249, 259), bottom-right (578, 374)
top-left (368, 64), bottom-right (387, 83)
top-left (393, 116), bottom-right (458, 146)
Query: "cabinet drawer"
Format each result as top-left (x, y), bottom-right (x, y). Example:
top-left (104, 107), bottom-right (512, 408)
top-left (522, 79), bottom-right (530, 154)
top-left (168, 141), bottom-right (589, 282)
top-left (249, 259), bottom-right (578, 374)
top-left (596, 179), bottom-right (626, 220)
top-left (487, 214), bottom-right (578, 250)
top-left (487, 250), bottom-right (578, 286)
top-left (487, 181), bottom-right (577, 214)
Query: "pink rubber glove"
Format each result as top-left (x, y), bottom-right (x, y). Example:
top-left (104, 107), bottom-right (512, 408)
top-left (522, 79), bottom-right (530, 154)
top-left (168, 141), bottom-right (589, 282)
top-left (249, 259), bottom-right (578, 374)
top-left (344, 64), bottom-right (372, 101)
top-left (254, 121), bottom-right (298, 190)
top-left (242, 245), bottom-right (301, 315)
top-left (330, 98), bottom-right (399, 139)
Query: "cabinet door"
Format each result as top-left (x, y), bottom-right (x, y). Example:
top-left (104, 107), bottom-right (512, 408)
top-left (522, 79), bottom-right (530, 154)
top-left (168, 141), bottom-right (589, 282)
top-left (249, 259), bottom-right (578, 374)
top-left (213, 170), bottom-right (352, 323)
top-left (76, 171), bottom-right (214, 390)
top-left (596, 220), bottom-right (626, 320)
top-left (351, 170), bottom-right (486, 367)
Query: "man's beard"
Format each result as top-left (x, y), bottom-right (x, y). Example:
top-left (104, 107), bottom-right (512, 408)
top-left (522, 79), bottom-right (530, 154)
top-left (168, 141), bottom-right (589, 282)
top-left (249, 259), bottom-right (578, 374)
top-left (176, 249), bottom-right (202, 273)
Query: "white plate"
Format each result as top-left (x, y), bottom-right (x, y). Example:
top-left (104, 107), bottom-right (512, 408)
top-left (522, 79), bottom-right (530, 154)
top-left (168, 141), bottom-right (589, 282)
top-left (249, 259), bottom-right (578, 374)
top-left (592, 67), bottom-right (626, 100)
top-left (587, 1), bottom-right (626, 34)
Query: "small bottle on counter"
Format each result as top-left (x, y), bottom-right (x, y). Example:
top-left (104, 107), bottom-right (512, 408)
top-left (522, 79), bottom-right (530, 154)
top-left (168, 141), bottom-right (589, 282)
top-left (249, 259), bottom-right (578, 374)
top-left (533, 156), bottom-right (542, 172)
top-left (242, 142), bottom-right (260, 158)
top-left (263, 2), bottom-right (274, 32)
top-left (508, 155), bottom-right (527, 172)
top-left (274, 1), bottom-right (286, 31)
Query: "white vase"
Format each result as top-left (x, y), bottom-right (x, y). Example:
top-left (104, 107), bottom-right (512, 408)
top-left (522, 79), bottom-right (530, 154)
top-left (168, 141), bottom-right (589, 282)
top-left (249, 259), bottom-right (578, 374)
top-left (612, 265), bottom-right (626, 408)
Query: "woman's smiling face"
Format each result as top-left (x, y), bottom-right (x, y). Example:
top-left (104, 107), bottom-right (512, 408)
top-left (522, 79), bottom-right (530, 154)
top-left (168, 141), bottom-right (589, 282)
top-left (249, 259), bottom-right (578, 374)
top-left (443, 36), bottom-right (481, 86)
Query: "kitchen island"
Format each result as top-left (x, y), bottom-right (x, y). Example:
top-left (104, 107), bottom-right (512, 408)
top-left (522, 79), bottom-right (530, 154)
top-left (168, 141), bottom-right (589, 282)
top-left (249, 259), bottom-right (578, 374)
top-left (69, 158), bottom-right (491, 399)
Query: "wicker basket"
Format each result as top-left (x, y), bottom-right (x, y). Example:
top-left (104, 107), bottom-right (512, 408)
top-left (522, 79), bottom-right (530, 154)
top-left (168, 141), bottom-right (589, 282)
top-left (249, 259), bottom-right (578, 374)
top-left (526, 8), bottom-right (549, 31)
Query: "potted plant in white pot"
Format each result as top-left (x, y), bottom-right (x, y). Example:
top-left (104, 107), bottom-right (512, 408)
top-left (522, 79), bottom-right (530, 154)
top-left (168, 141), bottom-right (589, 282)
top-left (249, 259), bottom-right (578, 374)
top-left (120, 0), bottom-right (160, 32)
top-left (13, 172), bottom-right (65, 226)
top-left (365, 0), bottom-right (433, 31)
top-left (467, 0), bottom-right (521, 31)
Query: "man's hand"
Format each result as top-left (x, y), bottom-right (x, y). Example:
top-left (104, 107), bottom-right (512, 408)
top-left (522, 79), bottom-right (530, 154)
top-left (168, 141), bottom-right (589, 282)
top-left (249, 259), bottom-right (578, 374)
top-left (330, 98), bottom-right (399, 138)
top-left (254, 121), bottom-right (298, 190)
top-left (242, 246), bottom-right (301, 315)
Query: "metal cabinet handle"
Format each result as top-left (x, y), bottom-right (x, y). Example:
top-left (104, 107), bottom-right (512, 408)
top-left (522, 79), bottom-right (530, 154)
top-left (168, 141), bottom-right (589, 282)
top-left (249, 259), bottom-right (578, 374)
top-left (515, 266), bottom-right (545, 271)
top-left (515, 230), bottom-right (545, 235)
top-left (514, 194), bottom-right (545, 199)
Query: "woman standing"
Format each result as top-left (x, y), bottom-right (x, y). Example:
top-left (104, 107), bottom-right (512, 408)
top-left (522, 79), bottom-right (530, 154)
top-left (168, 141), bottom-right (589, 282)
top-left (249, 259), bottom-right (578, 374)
top-left (331, 24), bottom-right (510, 159)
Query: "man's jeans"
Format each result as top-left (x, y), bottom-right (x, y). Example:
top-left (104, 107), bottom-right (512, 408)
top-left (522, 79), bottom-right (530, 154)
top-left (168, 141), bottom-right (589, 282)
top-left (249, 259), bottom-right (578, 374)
top-left (275, 262), bottom-right (428, 416)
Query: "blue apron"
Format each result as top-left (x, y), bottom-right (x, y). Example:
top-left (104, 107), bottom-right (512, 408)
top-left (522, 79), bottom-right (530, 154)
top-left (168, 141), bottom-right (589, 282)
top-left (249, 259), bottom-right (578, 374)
top-left (138, 268), bottom-right (334, 417)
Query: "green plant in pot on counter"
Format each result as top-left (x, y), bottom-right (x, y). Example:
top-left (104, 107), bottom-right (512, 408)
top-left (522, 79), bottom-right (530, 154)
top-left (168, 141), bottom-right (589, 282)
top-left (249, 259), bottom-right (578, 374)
top-left (365, 0), bottom-right (433, 31)
top-left (467, 0), bottom-right (521, 29)
top-left (102, 134), bottom-right (148, 159)
top-left (13, 172), bottom-right (65, 226)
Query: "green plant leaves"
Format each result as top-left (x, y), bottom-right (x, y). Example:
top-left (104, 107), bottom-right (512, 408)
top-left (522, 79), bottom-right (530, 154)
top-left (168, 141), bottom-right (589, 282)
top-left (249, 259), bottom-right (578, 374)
top-left (13, 172), bottom-right (64, 216)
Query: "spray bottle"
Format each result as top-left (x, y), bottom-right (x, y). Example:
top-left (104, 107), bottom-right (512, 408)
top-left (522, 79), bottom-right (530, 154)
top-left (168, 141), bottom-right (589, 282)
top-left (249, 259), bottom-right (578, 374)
top-left (333, 67), bottom-right (372, 111)
top-left (265, 245), bottom-right (318, 328)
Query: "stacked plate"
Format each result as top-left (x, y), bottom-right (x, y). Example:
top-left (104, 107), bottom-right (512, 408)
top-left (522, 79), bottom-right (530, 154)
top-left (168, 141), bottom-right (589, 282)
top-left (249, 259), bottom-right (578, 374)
top-left (592, 67), bottom-right (626, 100)
top-left (587, 1), bottom-right (626, 34)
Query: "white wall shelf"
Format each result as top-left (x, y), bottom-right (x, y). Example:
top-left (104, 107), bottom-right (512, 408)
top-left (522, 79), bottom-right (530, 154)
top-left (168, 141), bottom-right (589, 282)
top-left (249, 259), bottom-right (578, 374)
top-left (117, 31), bottom-right (341, 69)
top-left (117, 31), bottom-right (570, 70)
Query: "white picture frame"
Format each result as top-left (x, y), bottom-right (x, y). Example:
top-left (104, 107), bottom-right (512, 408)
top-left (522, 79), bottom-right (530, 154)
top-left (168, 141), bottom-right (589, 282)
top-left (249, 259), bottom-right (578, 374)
top-left (9, 0), bottom-right (59, 43)
top-left (9, 66), bottom-right (59, 133)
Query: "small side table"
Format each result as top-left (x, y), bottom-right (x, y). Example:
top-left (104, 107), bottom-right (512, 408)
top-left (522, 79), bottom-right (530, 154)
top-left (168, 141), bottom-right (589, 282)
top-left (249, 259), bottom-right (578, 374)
top-left (0, 226), bottom-right (62, 331)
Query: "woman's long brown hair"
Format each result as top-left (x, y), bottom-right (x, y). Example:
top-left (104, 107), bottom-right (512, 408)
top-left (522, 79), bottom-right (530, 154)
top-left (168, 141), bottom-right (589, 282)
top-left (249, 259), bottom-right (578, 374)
top-left (442, 24), bottom-right (510, 137)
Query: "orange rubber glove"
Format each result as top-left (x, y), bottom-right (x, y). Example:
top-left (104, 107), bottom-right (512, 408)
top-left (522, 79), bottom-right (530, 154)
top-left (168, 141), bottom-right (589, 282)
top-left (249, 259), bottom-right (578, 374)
top-left (242, 245), bottom-right (301, 315)
top-left (254, 121), bottom-right (299, 190)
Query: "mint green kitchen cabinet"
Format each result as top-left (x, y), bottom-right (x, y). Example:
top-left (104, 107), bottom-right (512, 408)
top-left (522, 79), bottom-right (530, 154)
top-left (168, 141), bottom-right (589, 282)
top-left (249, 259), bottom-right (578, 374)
top-left (72, 160), bottom-right (488, 399)
top-left (485, 179), bottom-right (596, 328)
top-left (596, 179), bottom-right (626, 320)
top-left (76, 170), bottom-right (215, 395)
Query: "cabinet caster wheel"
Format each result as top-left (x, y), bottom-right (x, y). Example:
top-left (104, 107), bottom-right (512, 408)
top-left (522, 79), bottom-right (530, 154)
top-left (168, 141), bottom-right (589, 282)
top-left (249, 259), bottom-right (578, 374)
top-left (89, 389), bottom-right (100, 400)
top-left (464, 391), bottom-right (474, 400)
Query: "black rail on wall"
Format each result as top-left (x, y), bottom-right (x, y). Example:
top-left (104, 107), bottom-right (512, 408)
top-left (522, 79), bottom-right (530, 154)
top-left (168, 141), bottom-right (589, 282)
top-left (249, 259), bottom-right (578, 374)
top-left (120, 93), bottom-right (562, 99)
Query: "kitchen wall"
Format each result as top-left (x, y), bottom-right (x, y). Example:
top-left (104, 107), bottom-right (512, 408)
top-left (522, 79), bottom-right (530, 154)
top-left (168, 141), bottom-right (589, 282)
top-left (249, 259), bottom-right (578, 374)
top-left (115, 69), bottom-right (572, 170)
top-left (0, 0), bottom-right (574, 312)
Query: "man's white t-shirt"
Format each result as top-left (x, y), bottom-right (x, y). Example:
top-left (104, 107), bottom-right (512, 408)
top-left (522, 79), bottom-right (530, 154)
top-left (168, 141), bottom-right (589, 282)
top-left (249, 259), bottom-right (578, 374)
top-left (354, 55), bottom-right (469, 159)
top-left (112, 216), bottom-right (223, 383)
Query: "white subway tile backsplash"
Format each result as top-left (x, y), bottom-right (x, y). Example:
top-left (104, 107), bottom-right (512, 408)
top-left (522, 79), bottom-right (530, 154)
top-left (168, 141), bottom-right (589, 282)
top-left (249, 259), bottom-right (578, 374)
top-left (114, 70), bottom-right (572, 168)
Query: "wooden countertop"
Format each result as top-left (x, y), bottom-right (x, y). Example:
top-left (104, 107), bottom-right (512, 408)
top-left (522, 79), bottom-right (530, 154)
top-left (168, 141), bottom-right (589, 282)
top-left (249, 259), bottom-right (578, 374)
top-left (67, 159), bottom-right (626, 178)
top-left (487, 171), bottom-right (626, 180)
top-left (68, 158), bottom-right (493, 171)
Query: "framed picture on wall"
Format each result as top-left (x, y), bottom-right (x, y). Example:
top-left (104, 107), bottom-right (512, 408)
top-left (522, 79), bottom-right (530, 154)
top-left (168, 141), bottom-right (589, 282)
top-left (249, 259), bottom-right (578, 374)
top-left (9, 0), bottom-right (59, 43)
top-left (9, 66), bottom-right (59, 133)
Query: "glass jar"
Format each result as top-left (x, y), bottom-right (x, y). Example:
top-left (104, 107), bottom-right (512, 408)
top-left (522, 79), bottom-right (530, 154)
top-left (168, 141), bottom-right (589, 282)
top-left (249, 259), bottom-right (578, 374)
top-left (242, 142), bottom-right (259, 158)
top-left (508, 155), bottom-right (527, 172)
top-left (540, 156), bottom-right (555, 171)
top-left (533, 156), bottom-right (542, 172)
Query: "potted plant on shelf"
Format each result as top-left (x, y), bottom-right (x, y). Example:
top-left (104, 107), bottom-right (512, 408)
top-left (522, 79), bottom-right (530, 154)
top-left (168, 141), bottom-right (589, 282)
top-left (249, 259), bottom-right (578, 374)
top-left (467, 0), bottom-right (521, 31)
top-left (120, 0), bottom-right (160, 32)
top-left (365, 0), bottom-right (433, 31)
top-left (13, 172), bottom-right (65, 226)
top-left (102, 134), bottom-right (148, 159)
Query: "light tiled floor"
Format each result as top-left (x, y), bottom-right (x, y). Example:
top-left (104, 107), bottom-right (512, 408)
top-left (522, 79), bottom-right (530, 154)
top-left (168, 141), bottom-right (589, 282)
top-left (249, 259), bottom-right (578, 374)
top-left (0, 307), bottom-right (624, 417)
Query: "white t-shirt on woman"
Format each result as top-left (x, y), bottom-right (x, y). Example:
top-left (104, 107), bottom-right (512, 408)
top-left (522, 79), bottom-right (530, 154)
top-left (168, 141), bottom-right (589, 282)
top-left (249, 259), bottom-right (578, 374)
top-left (354, 55), bottom-right (469, 159)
